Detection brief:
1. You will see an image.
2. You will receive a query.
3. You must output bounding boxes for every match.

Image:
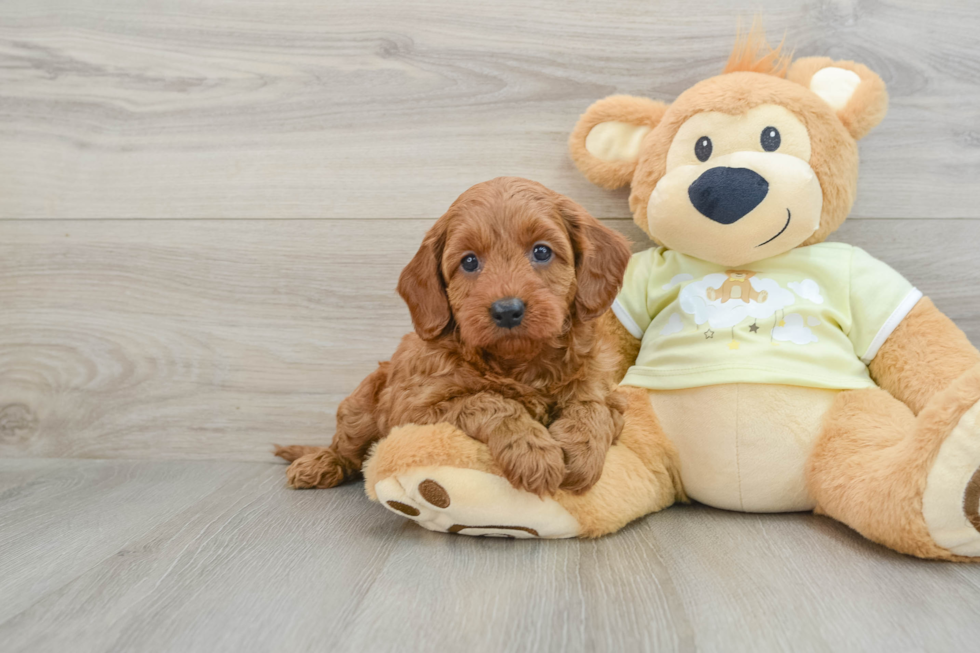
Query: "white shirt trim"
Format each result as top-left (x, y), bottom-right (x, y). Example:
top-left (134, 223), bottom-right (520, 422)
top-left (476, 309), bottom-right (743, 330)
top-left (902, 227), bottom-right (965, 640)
top-left (612, 299), bottom-right (644, 339)
top-left (861, 288), bottom-right (923, 364)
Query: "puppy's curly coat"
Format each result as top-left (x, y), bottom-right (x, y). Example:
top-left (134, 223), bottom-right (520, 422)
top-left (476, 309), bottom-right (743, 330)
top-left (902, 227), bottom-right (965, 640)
top-left (276, 177), bottom-right (632, 495)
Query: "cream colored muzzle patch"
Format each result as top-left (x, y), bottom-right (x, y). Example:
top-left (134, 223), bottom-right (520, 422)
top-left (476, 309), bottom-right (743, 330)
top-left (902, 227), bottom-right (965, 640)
top-left (647, 151), bottom-right (823, 267)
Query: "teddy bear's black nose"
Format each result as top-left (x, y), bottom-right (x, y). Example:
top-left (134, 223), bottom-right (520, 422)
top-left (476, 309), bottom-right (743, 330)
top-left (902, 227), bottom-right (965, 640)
top-left (688, 167), bottom-right (769, 225)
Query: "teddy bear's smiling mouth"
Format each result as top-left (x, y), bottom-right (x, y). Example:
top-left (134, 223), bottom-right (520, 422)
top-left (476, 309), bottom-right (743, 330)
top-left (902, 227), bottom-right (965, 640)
top-left (756, 208), bottom-right (792, 247)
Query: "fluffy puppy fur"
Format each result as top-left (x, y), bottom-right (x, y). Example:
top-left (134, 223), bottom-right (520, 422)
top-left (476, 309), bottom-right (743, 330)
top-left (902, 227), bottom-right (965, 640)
top-left (276, 177), bottom-right (632, 495)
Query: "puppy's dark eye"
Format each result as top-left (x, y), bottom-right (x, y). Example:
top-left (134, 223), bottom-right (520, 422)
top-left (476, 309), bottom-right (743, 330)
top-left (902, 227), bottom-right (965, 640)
top-left (532, 244), bottom-right (552, 263)
top-left (460, 254), bottom-right (480, 272)
top-left (761, 126), bottom-right (781, 152)
top-left (695, 136), bottom-right (712, 162)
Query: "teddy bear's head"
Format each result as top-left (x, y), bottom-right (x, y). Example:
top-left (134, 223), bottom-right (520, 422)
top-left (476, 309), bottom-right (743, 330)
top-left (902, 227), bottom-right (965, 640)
top-left (569, 29), bottom-right (888, 267)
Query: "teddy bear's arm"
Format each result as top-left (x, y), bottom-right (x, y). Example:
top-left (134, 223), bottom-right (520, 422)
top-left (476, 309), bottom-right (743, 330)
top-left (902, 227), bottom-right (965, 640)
top-left (598, 309), bottom-right (642, 382)
top-left (869, 297), bottom-right (980, 414)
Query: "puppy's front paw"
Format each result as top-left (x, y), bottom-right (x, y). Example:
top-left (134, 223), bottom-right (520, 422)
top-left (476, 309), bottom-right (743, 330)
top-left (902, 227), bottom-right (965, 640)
top-left (496, 435), bottom-right (565, 497)
top-left (286, 449), bottom-right (354, 489)
top-left (549, 418), bottom-right (607, 495)
top-left (559, 451), bottom-right (605, 495)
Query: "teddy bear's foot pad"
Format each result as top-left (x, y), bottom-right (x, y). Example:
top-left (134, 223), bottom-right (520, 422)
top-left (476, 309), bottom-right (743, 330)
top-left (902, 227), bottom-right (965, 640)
top-left (374, 466), bottom-right (581, 539)
top-left (923, 399), bottom-right (980, 556)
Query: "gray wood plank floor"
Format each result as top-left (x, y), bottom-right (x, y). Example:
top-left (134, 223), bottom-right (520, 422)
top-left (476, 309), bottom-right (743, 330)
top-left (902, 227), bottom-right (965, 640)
top-left (1, 458), bottom-right (979, 653)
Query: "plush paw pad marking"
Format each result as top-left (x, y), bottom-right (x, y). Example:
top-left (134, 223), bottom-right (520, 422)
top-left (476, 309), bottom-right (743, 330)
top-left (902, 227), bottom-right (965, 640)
top-left (374, 466), bottom-right (580, 539)
top-left (923, 400), bottom-right (980, 556)
top-left (386, 500), bottom-right (420, 517)
top-left (417, 479), bottom-right (450, 508)
top-left (447, 524), bottom-right (540, 538)
top-left (964, 469), bottom-right (980, 533)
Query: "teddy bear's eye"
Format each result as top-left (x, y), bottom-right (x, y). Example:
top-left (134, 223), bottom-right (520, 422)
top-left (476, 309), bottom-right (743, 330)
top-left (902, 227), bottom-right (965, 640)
top-left (761, 126), bottom-right (781, 152)
top-left (694, 136), bottom-right (713, 162)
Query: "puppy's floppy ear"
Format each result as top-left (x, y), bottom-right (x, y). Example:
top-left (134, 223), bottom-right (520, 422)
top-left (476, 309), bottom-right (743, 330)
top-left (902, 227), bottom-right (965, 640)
top-left (558, 198), bottom-right (632, 322)
top-left (787, 57), bottom-right (888, 140)
top-left (397, 216), bottom-right (452, 340)
top-left (569, 95), bottom-right (669, 190)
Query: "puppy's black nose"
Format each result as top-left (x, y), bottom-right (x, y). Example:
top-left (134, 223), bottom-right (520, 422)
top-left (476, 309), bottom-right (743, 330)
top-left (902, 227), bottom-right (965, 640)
top-left (490, 297), bottom-right (525, 329)
top-left (688, 167), bottom-right (769, 225)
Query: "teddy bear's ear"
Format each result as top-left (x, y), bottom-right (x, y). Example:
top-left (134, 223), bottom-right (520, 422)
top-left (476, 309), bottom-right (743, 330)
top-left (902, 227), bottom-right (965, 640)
top-left (787, 57), bottom-right (888, 140)
top-left (568, 95), bottom-right (669, 190)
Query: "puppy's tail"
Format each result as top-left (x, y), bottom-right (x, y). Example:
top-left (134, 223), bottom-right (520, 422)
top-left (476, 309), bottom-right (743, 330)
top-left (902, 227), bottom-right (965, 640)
top-left (273, 444), bottom-right (325, 463)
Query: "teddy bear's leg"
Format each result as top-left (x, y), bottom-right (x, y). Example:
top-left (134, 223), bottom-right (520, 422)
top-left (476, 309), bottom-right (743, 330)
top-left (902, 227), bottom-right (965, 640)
top-left (364, 423), bottom-right (581, 538)
top-left (362, 387), bottom-right (684, 538)
top-left (807, 365), bottom-right (980, 560)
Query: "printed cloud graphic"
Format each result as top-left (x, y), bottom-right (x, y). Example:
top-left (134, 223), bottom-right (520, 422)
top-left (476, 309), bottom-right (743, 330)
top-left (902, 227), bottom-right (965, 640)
top-left (660, 313), bottom-right (684, 336)
top-left (773, 313), bottom-right (819, 344)
top-left (788, 279), bottom-right (824, 304)
top-left (679, 273), bottom-right (796, 330)
top-left (663, 273), bottom-right (694, 290)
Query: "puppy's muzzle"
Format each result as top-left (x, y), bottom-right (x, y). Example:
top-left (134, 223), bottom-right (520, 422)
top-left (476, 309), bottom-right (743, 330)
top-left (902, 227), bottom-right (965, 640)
top-left (490, 297), bottom-right (525, 329)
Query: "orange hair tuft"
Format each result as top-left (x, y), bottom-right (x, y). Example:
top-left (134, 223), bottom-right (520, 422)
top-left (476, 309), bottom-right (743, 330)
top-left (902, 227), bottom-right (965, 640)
top-left (722, 19), bottom-right (792, 78)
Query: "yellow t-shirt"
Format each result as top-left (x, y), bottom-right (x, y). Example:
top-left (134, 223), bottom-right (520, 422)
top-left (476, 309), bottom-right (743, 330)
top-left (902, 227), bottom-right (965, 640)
top-left (613, 243), bottom-right (922, 390)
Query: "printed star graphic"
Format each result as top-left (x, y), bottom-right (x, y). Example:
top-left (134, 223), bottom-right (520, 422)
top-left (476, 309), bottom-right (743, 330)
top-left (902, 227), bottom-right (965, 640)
top-left (704, 329), bottom-right (715, 339)
top-left (748, 322), bottom-right (760, 333)
top-left (728, 341), bottom-right (740, 350)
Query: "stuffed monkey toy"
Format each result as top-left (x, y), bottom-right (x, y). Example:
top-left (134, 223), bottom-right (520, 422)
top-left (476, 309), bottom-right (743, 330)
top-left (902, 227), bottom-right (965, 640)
top-left (356, 29), bottom-right (980, 560)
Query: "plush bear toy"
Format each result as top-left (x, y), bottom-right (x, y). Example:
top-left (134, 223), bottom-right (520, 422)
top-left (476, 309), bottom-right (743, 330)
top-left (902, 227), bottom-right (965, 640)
top-left (362, 29), bottom-right (980, 559)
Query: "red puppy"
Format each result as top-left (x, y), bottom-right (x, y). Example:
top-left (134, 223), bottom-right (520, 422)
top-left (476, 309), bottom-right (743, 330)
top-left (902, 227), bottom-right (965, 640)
top-left (276, 177), bottom-right (632, 495)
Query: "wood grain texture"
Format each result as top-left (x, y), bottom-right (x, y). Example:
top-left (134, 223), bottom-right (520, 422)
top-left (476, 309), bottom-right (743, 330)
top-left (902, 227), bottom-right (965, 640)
top-left (0, 458), bottom-right (269, 624)
top-left (1, 217), bottom-right (978, 461)
top-left (1, 460), bottom-right (979, 653)
top-left (3, 3), bottom-right (980, 649)
top-left (1, 0), bottom-right (979, 219)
